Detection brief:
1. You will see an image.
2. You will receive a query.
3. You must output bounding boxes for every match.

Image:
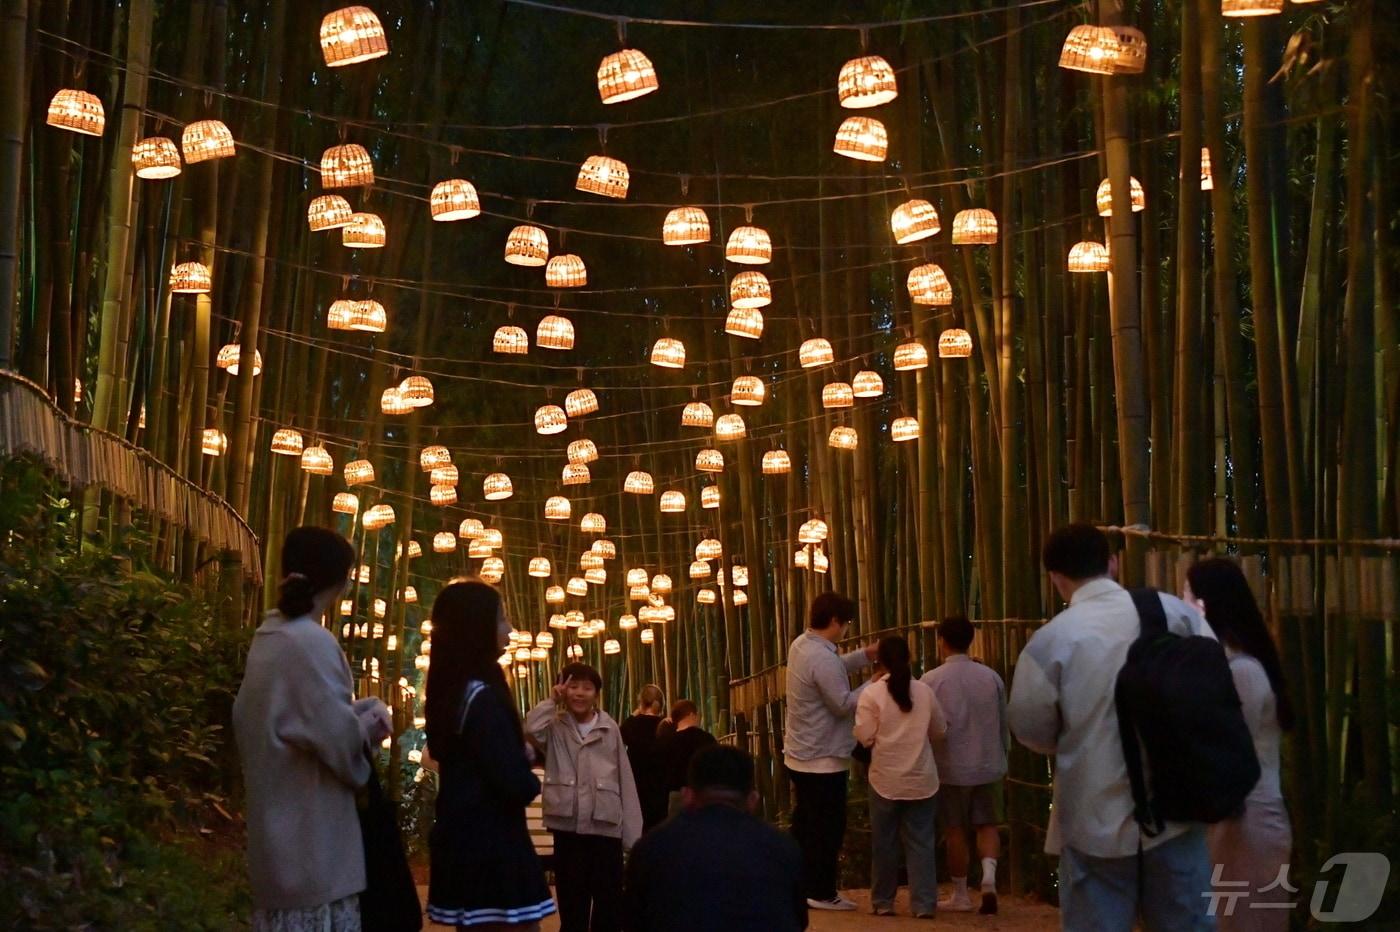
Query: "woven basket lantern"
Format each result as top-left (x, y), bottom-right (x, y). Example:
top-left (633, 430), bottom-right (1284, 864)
top-left (493, 325), bottom-right (530, 354)
top-left (625, 471), bottom-right (655, 494)
top-left (715, 413), bottom-right (746, 441)
top-left (650, 573), bottom-right (673, 594)
top-left (597, 48), bottom-right (658, 104)
top-left (763, 449), bottom-right (792, 474)
top-left (537, 630), bottom-right (556, 647)
top-left (592, 539), bottom-right (616, 559)
top-left (528, 557), bottom-right (552, 577)
top-left (663, 207), bottom-right (710, 245)
top-left (799, 338), bottom-right (834, 369)
top-left (430, 464), bottom-right (459, 486)
top-left (380, 387), bottom-right (411, 416)
top-left (829, 426), bottom-right (858, 450)
top-left (733, 590), bottom-right (750, 607)
top-left (399, 375), bottom-right (434, 408)
top-left (732, 565), bottom-right (750, 588)
top-left (562, 463), bottom-right (591, 486)
top-left (822, 382), bottom-right (854, 409)
top-left (794, 547), bottom-right (810, 569)
top-left (504, 225), bottom-right (549, 266)
top-left (635, 602), bottom-right (656, 619)
top-left (731, 375), bottom-right (766, 407)
top-left (308, 194), bottom-right (353, 231)
top-left (626, 567), bottom-right (650, 587)
top-left (729, 271), bottom-right (771, 309)
top-left (833, 116), bottom-right (888, 162)
top-left (725, 307), bottom-right (765, 339)
top-left (201, 428), bottom-right (227, 456)
top-left (133, 136), bottom-right (181, 178)
top-left (659, 490), bottom-right (686, 513)
top-left (837, 55), bottom-right (898, 109)
top-left (585, 568), bottom-right (607, 586)
top-left (169, 261), bottom-right (212, 293)
top-left (580, 551), bottom-right (604, 571)
top-left (325, 299), bottom-right (355, 330)
top-left (939, 328), bottom-right (974, 358)
top-left (640, 628), bottom-right (655, 644)
top-left (681, 401), bottom-right (715, 428)
top-left (420, 445), bottom-right (452, 471)
top-left (480, 527), bottom-right (504, 549)
top-left (576, 155), bottom-right (630, 199)
top-left (565, 388), bottom-right (599, 418)
top-left (697, 589), bottom-right (717, 605)
top-left (1222, 0), bottom-right (1283, 15)
top-left (1111, 26), bottom-right (1148, 73)
top-left (483, 472), bottom-right (513, 501)
top-left (467, 539), bottom-right (493, 559)
top-left (701, 485), bottom-right (720, 509)
top-left (181, 119), bottom-right (235, 163)
top-left (1200, 147), bottom-right (1214, 191)
top-left (537, 315), bottom-right (575, 350)
top-left (891, 416), bottom-right (921, 442)
top-left (216, 344), bottom-right (262, 376)
top-left (893, 340), bottom-right (929, 371)
top-left (890, 198), bottom-right (940, 244)
top-left (270, 428), bottom-right (304, 456)
top-left (952, 208), bottom-right (998, 245)
top-left (566, 577), bottom-right (588, 597)
top-left (580, 513), bottom-right (606, 535)
top-left (617, 615), bottom-right (637, 631)
top-left (363, 503), bottom-right (395, 530)
top-left (480, 558), bottom-right (505, 584)
top-left (529, 647), bottom-right (548, 662)
top-left (546, 496), bottom-right (572, 520)
top-left (349, 300), bottom-right (387, 332)
top-left (601, 638), bottom-right (622, 656)
top-left (434, 532), bottom-right (457, 553)
top-left (725, 225), bottom-right (772, 265)
top-left (459, 517), bottom-right (484, 539)
top-left (799, 518), bottom-right (829, 544)
top-left (567, 438), bottom-right (599, 465)
top-left (344, 458), bottom-right (375, 486)
top-left (535, 404), bottom-right (568, 435)
top-left (651, 338), bottom-right (686, 369)
top-left (301, 445), bottom-right (334, 475)
top-left (689, 560), bottom-right (713, 580)
top-left (696, 538), bottom-right (723, 561)
top-left (1096, 177), bottom-right (1145, 216)
top-left (430, 179), bottom-right (480, 220)
top-left (696, 448), bottom-right (725, 473)
top-left (907, 263), bottom-right (953, 305)
top-left (546, 254), bottom-right (588, 288)
top-left (374, 601), bottom-right (387, 621)
top-left (320, 6), bottom-right (388, 66)
top-left (320, 144), bottom-right (374, 188)
top-left (343, 212), bottom-right (386, 248)
top-left (1058, 25), bottom-right (1121, 74)
top-left (852, 369), bottom-right (884, 398)
top-left (1068, 241), bottom-right (1111, 273)
top-left (46, 89), bottom-right (105, 136)
top-left (402, 586), bottom-right (418, 604)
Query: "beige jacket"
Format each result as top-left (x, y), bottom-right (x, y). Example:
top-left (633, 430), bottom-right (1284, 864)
top-left (524, 700), bottom-right (643, 848)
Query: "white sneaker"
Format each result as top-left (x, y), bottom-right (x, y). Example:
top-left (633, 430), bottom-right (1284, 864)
top-left (807, 896), bottom-right (858, 911)
top-left (938, 893), bottom-right (975, 912)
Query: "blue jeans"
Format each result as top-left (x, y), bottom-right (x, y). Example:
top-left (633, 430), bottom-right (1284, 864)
top-left (869, 792), bottom-right (938, 916)
top-left (1059, 827), bottom-right (1217, 932)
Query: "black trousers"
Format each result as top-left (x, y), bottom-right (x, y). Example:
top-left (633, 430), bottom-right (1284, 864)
top-left (787, 767), bottom-right (849, 901)
top-left (553, 831), bottom-right (624, 932)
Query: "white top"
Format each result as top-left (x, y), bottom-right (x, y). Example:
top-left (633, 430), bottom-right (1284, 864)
top-left (1227, 650), bottom-right (1283, 804)
top-left (854, 675), bottom-right (948, 801)
top-left (1007, 578), bottom-right (1215, 858)
top-left (920, 654), bottom-right (1008, 787)
top-left (574, 712), bottom-right (601, 741)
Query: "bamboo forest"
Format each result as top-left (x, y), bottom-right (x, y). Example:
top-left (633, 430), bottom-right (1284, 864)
top-left (0, 0), bottom-right (1396, 928)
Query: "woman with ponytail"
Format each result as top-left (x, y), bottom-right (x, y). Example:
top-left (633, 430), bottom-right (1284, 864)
top-left (853, 636), bottom-right (948, 919)
top-left (234, 527), bottom-right (391, 932)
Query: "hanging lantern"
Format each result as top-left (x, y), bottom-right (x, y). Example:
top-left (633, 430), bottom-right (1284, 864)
top-left (577, 625), bottom-right (596, 640)
top-left (308, 194), bottom-right (354, 231)
top-left (829, 426), bottom-right (858, 450)
top-left (537, 630), bottom-right (556, 648)
top-left (181, 119), bottom-right (235, 163)
top-left (663, 207), bottom-right (710, 245)
top-left (530, 647), bottom-right (548, 662)
top-left (602, 638), bottom-right (621, 656)
top-left (837, 54), bottom-right (898, 108)
top-left (480, 528), bottom-right (504, 549)
top-left (625, 471), bottom-right (655, 494)
top-left (545, 496), bottom-right (572, 521)
top-left (430, 464), bottom-right (459, 486)
top-left (890, 198), bottom-right (940, 244)
top-left (1200, 147), bottom-right (1214, 191)
top-left (701, 485), bottom-right (721, 509)
top-left (527, 557), bottom-right (552, 578)
top-left (799, 338), bottom-right (834, 368)
top-left (715, 413), bottom-right (746, 441)
top-left (592, 539), bottom-right (616, 560)
top-left (340, 599), bottom-right (354, 618)
top-left (576, 155), bottom-right (630, 199)
top-left (301, 445), bottom-right (334, 475)
top-left (320, 143), bottom-right (374, 188)
top-left (399, 376), bottom-right (433, 408)
top-left (585, 567), bottom-right (607, 586)
top-left (537, 315), bottom-right (575, 350)
top-left (1058, 25), bottom-right (1121, 74)
top-left (580, 513), bottom-right (606, 535)
top-left (640, 628), bottom-right (655, 645)
top-left (852, 369), bottom-right (884, 398)
top-left (374, 601), bottom-right (387, 621)
top-left (46, 89), bottom-right (105, 136)
top-left (380, 386), bottom-right (411, 416)
top-left (799, 518), bottom-right (829, 544)
top-left (504, 225), bottom-right (549, 267)
top-left (1096, 177), bottom-right (1146, 216)
top-left (689, 560), bottom-right (713, 580)
top-left (483, 473), bottom-right (513, 501)
top-left (434, 532), bottom-right (457, 553)
top-left (733, 590), bottom-right (749, 607)
top-left (201, 428), bottom-right (227, 456)
top-left (363, 503), bottom-right (395, 530)
top-left (468, 539), bottom-right (492, 559)
top-left (320, 6), bottom-right (389, 66)
top-left (951, 208), bottom-right (998, 245)
top-left (535, 404), bottom-right (568, 435)
top-left (1222, 0), bottom-right (1283, 15)
top-left (402, 586), bottom-right (419, 604)
top-left (1068, 241), bottom-right (1111, 273)
top-left (833, 116), bottom-right (888, 162)
top-left (729, 271), bottom-right (772, 309)
top-left (344, 459), bottom-right (376, 486)
top-left (546, 586), bottom-right (566, 605)
top-left (568, 643), bottom-right (585, 658)
top-left (132, 136), bottom-right (181, 179)
top-left (659, 490), bottom-right (686, 513)
top-left (892, 416), bottom-right (921, 442)
top-left (725, 307), bottom-right (765, 340)
top-left (546, 254), bottom-right (589, 287)
top-left (695, 449), bottom-right (725, 473)
top-left (794, 548), bottom-right (810, 569)
top-left (564, 388), bottom-right (599, 417)
top-left (893, 340), bottom-right (930, 371)
top-left (459, 517), bottom-right (485, 539)
top-left (907, 263), bottom-right (953, 305)
top-left (566, 577), bottom-right (588, 597)
top-left (939, 328), bottom-right (974, 358)
top-left (1110, 26), bottom-right (1148, 74)
top-left (567, 438), bottom-right (599, 464)
top-left (420, 445), bottom-right (451, 471)
top-left (725, 226), bottom-right (772, 265)
top-left (697, 589), bottom-right (717, 605)
top-left (580, 551), bottom-right (604, 571)
top-left (696, 538), bottom-right (723, 560)
top-left (822, 382), bottom-right (854, 409)
top-left (169, 261), bottom-right (212, 293)
top-left (732, 565), bottom-right (750, 588)
top-left (597, 48), bottom-right (659, 104)
top-left (343, 212), bottom-right (386, 248)
top-left (651, 338), bottom-right (686, 369)
top-left (271, 428), bottom-right (304, 456)
top-left (562, 463), bottom-right (591, 486)
top-left (618, 614), bottom-right (637, 631)
top-left (763, 449), bottom-right (792, 475)
top-left (326, 298), bottom-right (387, 333)
top-left (480, 557), bottom-right (505, 584)
top-left (681, 401), bottom-right (714, 428)
top-left (216, 344), bottom-right (262, 376)
top-left (430, 179), bottom-right (480, 220)
top-left (627, 567), bottom-right (650, 587)
top-left (731, 375), bottom-right (766, 406)
top-left (650, 574), bottom-right (673, 595)
top-left (493, 325), bottom-right (530, 354)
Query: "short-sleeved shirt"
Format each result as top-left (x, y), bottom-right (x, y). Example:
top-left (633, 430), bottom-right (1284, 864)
top-left (920, 654), bottom-right (1008, 787)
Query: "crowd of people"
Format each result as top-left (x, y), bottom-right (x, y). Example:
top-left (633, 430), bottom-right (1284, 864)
top-left (232, 522), bottom-right (1292, 932)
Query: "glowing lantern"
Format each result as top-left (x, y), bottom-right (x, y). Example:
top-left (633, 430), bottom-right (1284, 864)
top-left (483, 473), bottom-right (513, 501)
top-left (659, 490), bottom-right (686, 513)
top-left (580, 551), bottom-right (604, 572)
top-left (459, 518), bottom-right (484, 539)
top-left (696, 538), bottom-right (723, 560)
top-left (430, 179), bottom-right (480, 220)
top-left (1110, 27), bottom-right (1148, 74)
top-left (907, 263), bottom-right (953, 305)
top-left (546, 496), bottom-right (572, 521)
top-left (663, 207), bottom-right (710, 245)
top-left (725, 307), bottom-right (765, 339)
top-left (597, 48), bottom-right (658, 104)
top-left (363, 504), bottom-right (395, 530)
top-left (733, 590), bottom-right (749, 606)
top-left (430, 465), bottom-right (459, 486)
top-left (181, 120), bottom-right (235, 162)
top-left (1222, 0), bottom-right (1283, 15)
top-left (546, 254), bottom-right (589, 287)
top-left (215, 344), bottom-right (261, 376)
top-left (1058, 25), bottom-right (1121, 74)
top-left (592, 540), bottom-right (616, 559)
top-left (576, 156), bottom-right (629, 199)
top-left (822, 382), bottom-right (854, 409)
top-left (726, 225), bottom-right (772, 265)
top-left (890, 198), bottom-right (940, 244)
top-left (380, 387), bottom-right (411, 416)
top-left (481, 528), bottom-right (503, 549)
top-left (625, 471), bottom-right (655, 494)
top-left (951, 208), bottom-right (998, 245)
top-left (651, 338), bottom-right (686, 369)
top-left (344, 459), bottom-right (375, 486)
top-left (585, 567), bottom-right (607, 586)
top-left (892, 416), bottom-right (921, 442)
top-left (799, 519), bottom-right (829, 544)
top-left (829, 426), bottom-right (858, 450)
top-left (537, 631), bottom-right (555, 647)
top-left (343, 212), bottom-right (386, 248)
top-left (562, 464), bottom-right (591, 486)
top-left (695, 449), bottom-right (724, 473)
top-left (308, 195), bottom-right (353, 231)
top-left (421, 446), bottom-right (451, 471)
top-left (1068, 241), bottom-right (1111, 273)
top-left (201, 428), bottom-right (227, 456)
top-left (493, 325), bottom-right (529, 354)
top-left (939, 328), bottom-right (974, 358)
top-left (627, 568), bottom-right (650, 587)
top-left (1200, 148), bottom-right (1214, 191)
top-left (581, 513), bottom-right (606, 535)
top-left (794, 548), bottom-right (810, 569)
top-left (504, 225), bottom-right (549, 266)
top-left (481, 558), bottom-right (505, 584)
top-left (651, 574), bottom-right (673, 595)
top-left (434, 532), bottom-right (457, 553)
top-left (546, 586), bottom-right (566, 605)
top-left (697, 589), bottom-right (717, 605)
top-left (46, 89), bottom-right (105, 136)
top-left (715, 413), bottom-right (746, 441)
top-left (333, 492), bottom-right (360, 516)
top-left (169, 262), bottom-right (212, 293)
top-left (640, 628), bottom-right (655, 645)
top-left (837, 55), bottom-right (897, 108)
top-left (682, 401), bottom-right (715, 428)
top-left (271, 428), bottom-right (304, 456)
top-left (618, 614), bottom-right (637, 631)
top-left (763, 449), bottom-right (792, 474)
top-left (320, 143), bottom-right (374, 188)
top-left (565, 388), bottom-right (599, 417)
top-left (894, 341), bottom-right (930, 371)
top-left (731, 376), bottom-right (765, 406)
top-left (431, 484), bottom-right (457, 507)
top-left (730, 271), bottom-right (771, 309)
top-left (537, 315), bottom-right (575, 350)
top-left (402, 586), bottom-right (418, 604)
top-left (567, 439), bottom-right (599, 464)
top-left (690, 560), bottom-right (712, 580)
top-left (133, 137), bottom-right (181, 178)
top-left (319, 6), bottom-right (389, 66)
top-left (833, 116), bottom-right (888, 162)
top-left (1096, 177), bottom-right (1146, 217)
top-left (799, 338), bottom-right (834, 368)
top-left (529, 557), bottom-right (552, 577)
top-left (813, 548), bottom-right (830, 574)
top-left (567, 577), bottom-right (588, 597)
top-left (468, 540), bottom-right (492, 559)
top-left (701, 486), bottom-right (720, 509)
top-left (301, 446), bottom-right (334, 475)
top-left (852, 370), bottom-right (884, 398)
top-left (535, 405), bottom-right (568, 435)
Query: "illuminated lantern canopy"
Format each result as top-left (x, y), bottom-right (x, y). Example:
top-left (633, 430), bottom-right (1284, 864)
top-left (308, 194), bottom-right (353, 231)
top-left (798, 518), bottom-right (829, 544)
top-left (580, 513), bottom-right (607, 535)
top-left (399, 376), bottom-right (434, 408)
top-left (725, 225), bottom-right (772, 265)
top-left (833, 116), bottom-right (888, 162)
top-left (380, 387), bottom-right (411, 416)
top-left (597, 48), bottom-right (659, 104)
top-left (725, 307), bottom-right (764, 339)
top-left (907, 263), bottom-right (953, 305)
top-left (344, 459), bottom-right (375, 486)
top-left (483, 473), bottom-right (514, 501)
top-left (493, 325), bottom-right (529, 354)
top-left (681, 401), bottom-right (714, 428)
top-left (890, 198), bottom-right (940, 244)
top-left (535, 404), bottom-right (568, 435)
top-left (659, 490), bottom-right (686, 513)
top-left (434, 532), bottom-right (457, 553)
top-left (301, 446), bottom-right (334, 475)
top-left (1058, 25), bottom-right (1121, 74)
top-left (701, 486), bottom-right (720, 509)
top-left (837, 55), bottom-right (898, 108)
top-left (320, 143), bottom-right (374, 188)
top-left (430, 179), bottom-right (481, 220)
top-left (729, 271), bottom-right (771, 309)
top-left (181, 119), bottom-right (235, 162)
top-left (576, 156), bottom-right (630, 199)
top-left (320, 6), bottom-right (389, 67)
top-left (651, 338), bottom-right (686, 369)
top-left (562, 463), bottom-right (591, 486)
top-left (459, 518), bottom-right (485, 539)
top-left (663, 207), bottom-right (710, 245)
top-left (695, 449), bottom-right (724, 473)
top-left (852, 370), bottom-right (884, 398)
top-left (731, 376), bottom-right (765, 407)
top-left (893, 341), bottom-right (930, 371)
top-left (216, 344), bottom-right (262, 376)
top-left (799, 338), bottom-right (834, 368)
top-left (46, 89), bottom-right (105, 136)
top-left (1222, 0), bottom-right (1283, 16)
top-left (829, 426), bottom-right (858, 450)
top-left (715, 413), bottom-right (746, 441)
top-left (567, 439), bottom-right (599, 465)
top-left (537, 315), bottom-right (575, 350)
top-left (1095, 177), bottom-right (1146, 217)
top-left (546, 496), bottom-right (572, 521)
top-left (892, 416), bottom-right (921, 442)
top-left (170, 261), bottom-right (212, 293)
top-left (1068, 241), bottom-right (1111, 273)
top-left (529, 557), bottom-right (552, 577)
top-left (822, 382), bottom-right (854, 409)
top-left (939, 328), bottom-right (974, 359)
top-left (625, 471), bottom-right (655, 495)
top-left (951, 208), bottom-right (998, 245)
top-left (201, 428), bottom-right (227, 456)
top-left (342, 212), bottom-right (386, 248)
top-left (763, 449), bottom-right (792, 475)
top-left (504, 225), bottom-right (549, 267)
top-left (565, 388), bottom-right (599, 417)
top-left (271, 429), bottom-right (304, 456)
top-left (546, 254), bottom-right (588, 288)
top-left (420, 445), bottom-right (452, 471)
top-left (133, 136), bottom-right (181, 178)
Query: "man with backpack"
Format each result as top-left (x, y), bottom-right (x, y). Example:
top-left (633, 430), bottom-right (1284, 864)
top-left (1008, 523), bottom-right (1255, 931)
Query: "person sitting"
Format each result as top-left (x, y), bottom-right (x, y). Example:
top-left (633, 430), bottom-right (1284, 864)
top-left (654, 699), bottom-right (717, 818)
top-left (624, 745), bottom-right (806, 932)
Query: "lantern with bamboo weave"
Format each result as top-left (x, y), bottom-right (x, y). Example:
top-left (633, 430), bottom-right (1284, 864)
top-left (308, 195), bottom-right (353, 231)
top-left (731, 376), bottom-right (765, 407)
top-left (616, 615), bottom-right (636, 632)
top-left (689, 560), bottom-right (713, 580)
top-left (181, 120), bottom-right (235, 162)
top-left (401, 586), bottom-right (418, 604)
top-left (504, 225), bottom-right (549, 266)
top-left (468, 539), bottom-right (492, 559)
top-left (585, 567), bottom-right (607, 586)
top-left (829, 426), bottom-right (858, 450)
top-left (852, 370), bottom-right (884, 398)
top-left (380, 387), bottom-right (411, 416)
top-left (893, 341), bottom-right (930, 371)
top-left (431, 179), bottom-right (480, 220)
top-left (580, 551), bottom-right (604, 571)
top-left (1096, 177), bottom-right (1145, 216)
top-left (701, 486), bottom-right (720, 509)
top-left (592, 539), bottom-right (616, 560)
top-left (696, 538), bottom-right (723, 562)
top-left (216, 344), bottom-right (261, 376)
top-left (430, 465), bottom-right (459, 487)
top-left (1110, 27), bottom-right (1147, 73)
top-left (565, 388), bottom-right (598, 417)
top-left (833, 116), bottom-right (888, 162)
top-left (733, 590), bottom-right (749, 607)
top-left (814, 549), bottom-right (830, 574)
top-left (320, 144), bottom-right (374, 188)
top-left (170, 262), bottom-right (212, 293)
top-left (480, 558), bottom-right (505, 584)
top-left (420, 445), bottom-right (451, 471)
top-left (1200, 148), bottom-right (1214, 191)
top-left (326, 298), bottom-right (387, 333)
top-left (46, 90), bottom-right (105, 136)
top-left (536, 405), bottom-right (568, 435)
top-left (480, 528), bottom-right (503, 549)
top-left (357, 564), bottom-right (371, 584)
top-left (794, 548), bottom-right (810, 569)
top-left (697, 589), bottom-right (717, 605)
top-left (907, 264), bottom-right (953, 305)
top-left (600, 638), bottom-right (620, 656)
top-left (562, 463), bottom-right (591, 486)
top-left (527, 557), bottom-right (552, 577)
top-left (399, 376), bottom-right (433, 408)
top-left (729, 271), bottom-right (771, 309)
top-left (576, 156), bottom-right (630, 199)
top-left (695, 449), bottom-right (725, 473)
top-left (715, 414), bottom-right (746, 442)
top-left (344, 459), bottom-right (375, 486)
top-left (1222, 0), bottom-right (1283, 15)
top-left (546, 586), bottom-right (566, 605)
top-left (566, 577), bottom-right (588, 597)
top-left (837, 55), bottom-right (897, 108)
top-left (597, 48), bottom-right (658, 104)
top-left (1058, 25), bottom-right (1121, 74)
top-left (625, 471), bottom-right (655, 494)
top-left (650, 574), bottom-right (673, 595)
top-left (939, 328), bottom-right (974, 358)
top-left (537, 315), bottom-right (575, 350)
top-left (363, 504), bottom-right (395, 530)
top-left (799, 519), bottom-right (829, 544)
top-left (201, 429), bottom-right (227, 456)
top-left (301, 445), bottom-right (333, 475)
top-left (659, 490), bottom-right (686, 513)
top-left (133, 137), bottom-right (181, 178)
top-left (726, 226), bottom-right (772, 265)
top-left (725, 307), bottom-right (764, 340)
top-left (681, 402), bottom-right (714, 428)
top-left (890, 198), bottom-right (940, 244)
top-left (580, 513), bottom-right (606, 535)
top-left (651, 338), bottom-right (686, 369)
top-left (626, 568), bottom-right (650, 588)
top-left (434, 532), bottom-right (457, 553)
top-left (567, 438), bottom-right (599, 465)
top-left (545, 496), bottom-right (572, 521)
top-left (537, 631), bottom-right (556, 650)
top-left (320, 6), bottom-right (389, 66)
top-left (271, 428), bottom-right (304, 456)
top-left (343, 212), bottom-right (386, 248)
top-left (493, 325), bottom-right (529, 354)
top-left (459, 518), bottom-right (484, 539)
top-left (1068, 241), bottom-right (1111, 273)
top-left (399, 539), bottom-right (423, 561)
top-left (640, 628), bottom-right (655, 645)
top-left (951, 208), bottom-right (998, 245)
top-left (546, 254), bottom-right (588, 288)
top-left (763, 450), bottom-right (792, 475)
top-left (663, 207), bottom-right (710, 245)
top-left (891, 416), bottom-right (921, 442)
top-left (483, 473), bottom-right (513, 501)
top-left (799, 338), bottom-right (834, 368)
top-left (823, 382), bottom-right (855, 409)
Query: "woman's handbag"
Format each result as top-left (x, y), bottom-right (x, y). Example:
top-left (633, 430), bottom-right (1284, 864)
top-left (357, 750), bottom-right (423, 932)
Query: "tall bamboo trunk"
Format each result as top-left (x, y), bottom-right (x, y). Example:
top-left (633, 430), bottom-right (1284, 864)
top-left (1173, 0), bottom-right (1205, 534)
top-left (0, 0), bottom-right (26, 369)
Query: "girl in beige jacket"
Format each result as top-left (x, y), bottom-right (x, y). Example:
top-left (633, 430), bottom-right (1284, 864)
top-left (525, 662), bottom-right (642, 932)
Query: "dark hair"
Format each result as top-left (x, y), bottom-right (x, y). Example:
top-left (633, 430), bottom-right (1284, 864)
top-left (809, 591), bottom-right (856, 630)
top-left (425, 580), bottom-right (518, 759)
top-left (558, 662), bottom-right (602, 692)
top-left (687, 744), bottom-right (755, 796)
top-left (636, 684), bottom-right (664, 714)
top-left (878, 636), bottom-right (914, 713)
top-left (1186, 558), bottom-right (1294, 731)
top-left (938, 615), bottom-right (975, 652)
top-left (1042, 523), bottom-right (1111, 581)
top-left (277, 526), bottom-right (355, 618)
top-left (658, 698), bottom-right (699, 739)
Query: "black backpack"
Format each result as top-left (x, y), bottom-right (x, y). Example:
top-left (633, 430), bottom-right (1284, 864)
top-left (1114, 589), bottom-right (1261, 837)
